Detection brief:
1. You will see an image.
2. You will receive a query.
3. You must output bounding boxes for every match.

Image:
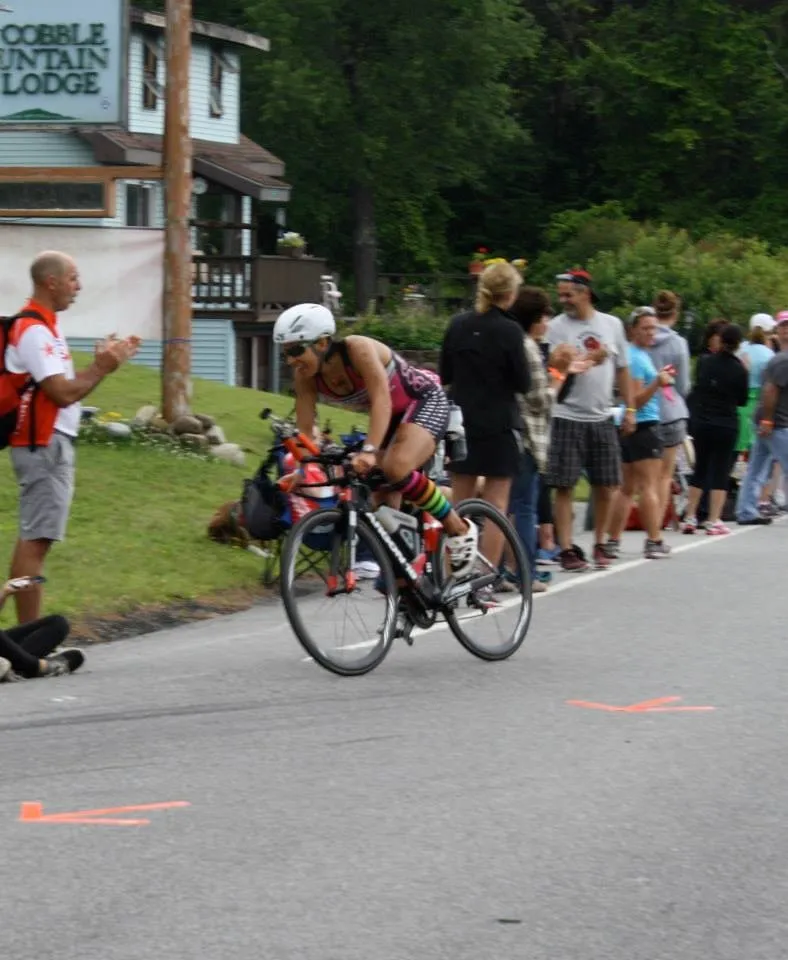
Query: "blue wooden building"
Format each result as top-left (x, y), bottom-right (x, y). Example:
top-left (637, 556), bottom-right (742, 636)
top-left (0, 2), bottom-right (328, 391)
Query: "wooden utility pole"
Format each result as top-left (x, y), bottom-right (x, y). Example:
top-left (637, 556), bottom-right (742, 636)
top-left (161, 0), bottom-right (193, 421)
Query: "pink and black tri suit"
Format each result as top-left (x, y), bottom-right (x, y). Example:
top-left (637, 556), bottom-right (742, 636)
top-left (315, 340), bottom-right (450, 447)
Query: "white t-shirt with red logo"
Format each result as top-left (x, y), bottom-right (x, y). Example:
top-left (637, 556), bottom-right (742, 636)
top-left (6, 321), bottom-right (81, 437)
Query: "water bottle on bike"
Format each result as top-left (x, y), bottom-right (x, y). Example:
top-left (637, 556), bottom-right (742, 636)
top-left (374, 505), bottom-right (421, 561)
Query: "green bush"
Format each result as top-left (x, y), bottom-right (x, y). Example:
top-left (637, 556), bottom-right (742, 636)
top-left (528, 205), bottom-right (788, 350)
top-left (338, 308), bottom-right (452, 350)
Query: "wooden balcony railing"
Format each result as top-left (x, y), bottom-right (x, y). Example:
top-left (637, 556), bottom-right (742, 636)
top-left (192, 254), bottom-right (329, 314)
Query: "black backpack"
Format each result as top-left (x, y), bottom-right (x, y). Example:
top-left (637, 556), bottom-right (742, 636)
top-left (239, 458), bottom-right (289, 542)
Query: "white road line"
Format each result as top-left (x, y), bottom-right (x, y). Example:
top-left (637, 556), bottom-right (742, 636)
top-left (537, 515), bottom-right (787, 599)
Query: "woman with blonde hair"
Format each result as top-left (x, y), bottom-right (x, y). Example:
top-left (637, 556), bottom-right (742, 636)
top-left (440, 261), bottom-right (530, 569)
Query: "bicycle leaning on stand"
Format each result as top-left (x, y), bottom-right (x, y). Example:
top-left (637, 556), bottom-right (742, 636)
top-left (273, 416), bottom-right (533, 676)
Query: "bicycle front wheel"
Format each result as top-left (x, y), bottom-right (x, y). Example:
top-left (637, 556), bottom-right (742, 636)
top-left (443, 498), bottom-right (532, 661)
top-left (280, 508), bottom-right (399, 676)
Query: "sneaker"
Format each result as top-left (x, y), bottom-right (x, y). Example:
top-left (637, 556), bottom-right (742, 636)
top-left (41, 649), bottom-right (85, 678)
top-left (0, 657), bottom-right (11, 682)
top-left (682, 516), bottom-right (698, 535)
top-left (468, 585), bottom-right (499, 610)
top-left (536, 547), bottom-right (561, 566)
top-left (759, 501), bottom-right (779, 518)
top-left (446, 521), bottom-right (479, 579)
top-left (592, 543), bottom-right (612, 569)
top-left (535, 569), bottom-right (552, 585)
top-left (600, 538), bottom-right (620, 560)
top-left (352, 560), bottom-right (381, 580)
top-left (559, 545), bottom-right (589, 572)
top-left (705, 521), bottom-right (730, 536)
top-left (737, 515), bottom-right (772, 526)
top-left (644, 539), bottom-right (672, 559)
top-left (531, 580), bottom-right (548, 594)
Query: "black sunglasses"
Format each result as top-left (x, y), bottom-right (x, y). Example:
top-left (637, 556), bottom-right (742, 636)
top-left (282, 342), bottom-right (312, 359)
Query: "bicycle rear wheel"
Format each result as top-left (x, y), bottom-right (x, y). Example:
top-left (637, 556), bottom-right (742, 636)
top-left (442, 498), bottom-right (532, 661)
top-left (280, 508), bottom-right (399, 676)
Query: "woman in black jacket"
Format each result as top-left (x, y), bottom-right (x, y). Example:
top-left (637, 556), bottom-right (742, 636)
top-left (439, 261), bottom-right (530, 567)
top-left (683, 323), bottom-right (748, 535)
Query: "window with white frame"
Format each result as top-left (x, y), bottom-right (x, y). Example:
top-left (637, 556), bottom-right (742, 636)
top-left (210, 50), bottom-right (223, 117)
top-left (142, 36), bottom-right (164, 110)
top-left (126, 183), bottom-right (156, 227)
top-left (209, 49), bottom-right (237, 118)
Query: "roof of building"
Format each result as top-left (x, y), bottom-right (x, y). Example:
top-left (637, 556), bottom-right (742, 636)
top-left (129, 6), bottom-right (270, 52)
top-left (78, 128), bottom-right (291, 203)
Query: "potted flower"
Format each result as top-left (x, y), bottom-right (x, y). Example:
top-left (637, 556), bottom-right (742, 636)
top-left (277, 231), bottom-right (307, 259)
top-left (468, 247), bottom-right (489, 276)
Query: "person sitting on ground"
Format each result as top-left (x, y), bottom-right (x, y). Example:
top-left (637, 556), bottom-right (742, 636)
top-left (0, 578), bottom-right (83, 682)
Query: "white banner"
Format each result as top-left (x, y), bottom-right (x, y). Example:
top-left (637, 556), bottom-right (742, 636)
top-left (0, 223), bottom-right (163, 340)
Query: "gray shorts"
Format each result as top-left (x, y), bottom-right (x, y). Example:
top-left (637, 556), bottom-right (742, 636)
top-left (11, 433), bottom-right (76, 542)
top-left (656, 419), bottom-right (688, 449)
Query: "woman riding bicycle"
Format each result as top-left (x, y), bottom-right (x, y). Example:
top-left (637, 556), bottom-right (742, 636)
top-left (273, 303), bottom-right (478, 578)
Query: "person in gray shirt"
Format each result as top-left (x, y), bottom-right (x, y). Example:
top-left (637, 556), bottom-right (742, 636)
top-left (736, 315), bottom-right (788, 524)
top-left (649, 290), bottom-right (691, 524)
top-left (544, 269), bottom-right (635, 572)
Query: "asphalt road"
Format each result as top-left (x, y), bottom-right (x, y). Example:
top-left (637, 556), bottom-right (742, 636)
top-left (2, 519), bottom-right (787, 960)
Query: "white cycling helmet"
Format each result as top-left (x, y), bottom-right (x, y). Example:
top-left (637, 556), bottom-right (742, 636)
top-left (273, 303), bottom-right (336, 345)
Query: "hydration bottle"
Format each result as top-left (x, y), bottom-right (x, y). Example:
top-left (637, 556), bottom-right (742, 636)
top-left (445, 403), bottom-right (467, 463)
top-left (374, 505), bottom-right (421, 561)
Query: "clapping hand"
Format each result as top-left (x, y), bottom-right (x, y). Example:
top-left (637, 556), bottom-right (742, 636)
top-left (94, 334), bottom-right (143, 373)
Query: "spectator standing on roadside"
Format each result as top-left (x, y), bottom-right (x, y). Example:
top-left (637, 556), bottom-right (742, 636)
top-left (682, 323), bottom-right (748, 535)
top-left (544, 269), bottom-right (635, 572)
top-left (737, 313), bottom-right (776, 457)
top-left (507, 286), bottom-right (589, 592)
top-left (736, 313), bottom-right (788, 525)
top-left (440, 261), bottom-right (530, 572)
top-left (6, 251), bottom-right (140, 624)
top-left (648, 290), bottom-right (691, 525)
top-left (604, 307), bottom-right (674, 559)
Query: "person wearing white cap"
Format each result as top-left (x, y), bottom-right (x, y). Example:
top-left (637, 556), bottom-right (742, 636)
top-left (737, 313), bottom-right (778, 456)
top-left (736, 313), bottom-right (788, 524)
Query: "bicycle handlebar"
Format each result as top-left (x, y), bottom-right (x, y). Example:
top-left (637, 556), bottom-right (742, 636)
top-left (260, 406), bottom-right (366, 471)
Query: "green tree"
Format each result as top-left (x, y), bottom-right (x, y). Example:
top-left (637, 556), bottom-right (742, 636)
top-left (238, 0), bottom-right (538, 309)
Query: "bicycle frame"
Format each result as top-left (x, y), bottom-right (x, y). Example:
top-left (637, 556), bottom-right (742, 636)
top-left (260, 407), bottom-right (499, 612)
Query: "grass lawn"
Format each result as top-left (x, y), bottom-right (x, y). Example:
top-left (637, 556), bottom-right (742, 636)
top-left (0, 355), bottom-right (367, 631)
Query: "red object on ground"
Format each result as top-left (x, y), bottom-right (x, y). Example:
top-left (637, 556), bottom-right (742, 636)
top-left (626, 500), bottom-right (676, 531)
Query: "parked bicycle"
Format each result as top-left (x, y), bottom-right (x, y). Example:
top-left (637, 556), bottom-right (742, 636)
top-left (266, 412), bottom-right (533, 676)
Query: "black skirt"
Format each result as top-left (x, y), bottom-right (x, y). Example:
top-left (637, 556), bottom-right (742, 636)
top-left (448, 430), bottom-right (523, 479)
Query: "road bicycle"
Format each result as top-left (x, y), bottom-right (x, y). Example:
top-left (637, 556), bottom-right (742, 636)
top-left (271, 415), bottom-right (533, 676)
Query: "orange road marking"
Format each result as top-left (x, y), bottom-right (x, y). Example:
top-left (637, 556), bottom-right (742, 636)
top-left (567, 696), bottom-right (714, 714)
top-left (19, 800), bottom-right (190, 826)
